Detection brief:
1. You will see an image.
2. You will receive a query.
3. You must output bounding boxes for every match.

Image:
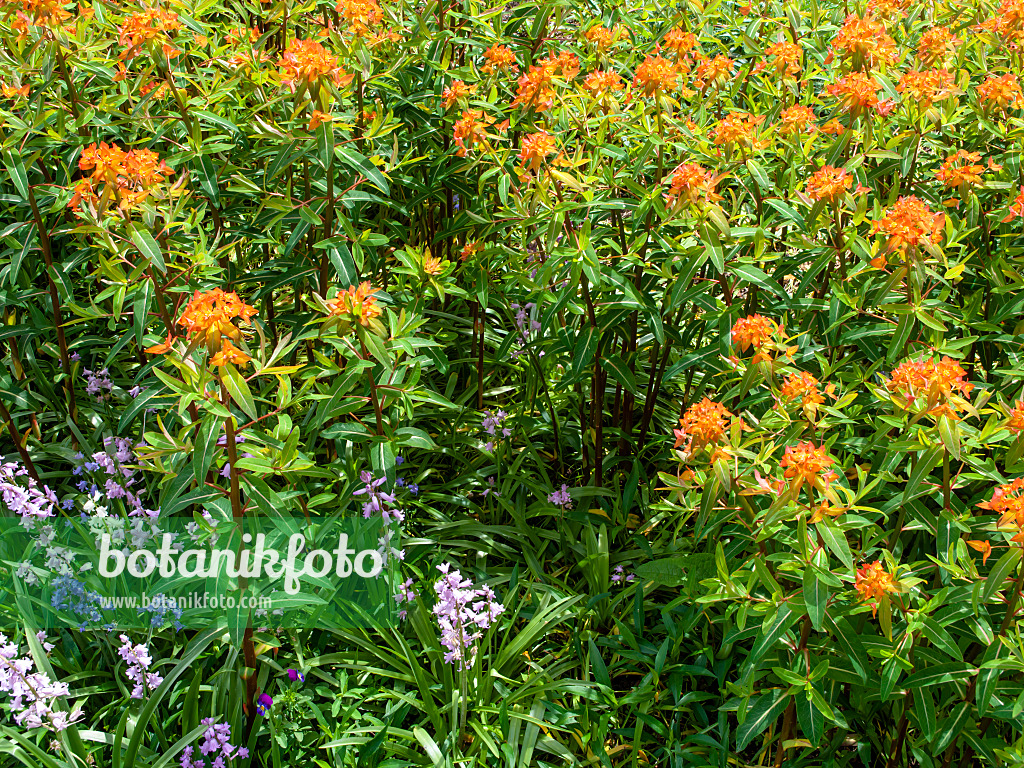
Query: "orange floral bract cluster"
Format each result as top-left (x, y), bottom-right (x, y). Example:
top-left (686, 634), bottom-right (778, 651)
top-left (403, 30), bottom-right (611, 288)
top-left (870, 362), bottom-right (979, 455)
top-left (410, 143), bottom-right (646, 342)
top-left (978, 73), bottom-right (1023, 110)
top-left (519, 131), bottom-right (556, 172)
top-left (884, 356), bottom-right (974, 419)
top-left (177, 288), bottom-right (257, 355)
top-left (827, 72), bottom-right (880, 112)
top-left (713, 112), bottom-right (766, 149)
top-left (674, 398), bottom-right (733, 453)
top-left (326, 282), bottom-right (383, 329)
top-left (807, 166), bottom-right (852, 202)
top-left (664, 162), bottom-right (720, 208)
top-left (855, 561), bottom-right (898, 617)
top-left (896, 68), bottom-right (957, 109)
top-left (453, 110), bottom-right (493, 157)
top-left (336, 0), bottom-right (382, 37)
top-left (70, 142), bottom-right (175, 217)
top-left (779, 105), bottom-right (817, 135)
top-left (482, 44), bottom-right (517, 74)
top-left (765, 41), bottom-right (801, 77)
top-left (830, 13), bottom-right (899, 69)
top-left (780, 441), bottom-right (836, 495)
top-left (871, 196), bottom-right (944, 260)
top-left (979, 478), bottom-right (1024, 541)
top-left (118, 8), bottom-right (181, 59)
top-left (442, 80), bottom-right (473, 108)
top-left (780, 371), bottom-right (826, 410)
top-left (209, 339), bottom-right (252, 368)
top-left (731, 314), bottom-right (779, 362)
top-left (935, 150), bottom-right (984, 190)
top-left (278, 39), bottom-right (351, 91)
top-left (917, 26), bottom-right (961, 65)
top-left (632, 55), bottom-right (679, 97)
top-left (512, 51), bottom-right (579, 111)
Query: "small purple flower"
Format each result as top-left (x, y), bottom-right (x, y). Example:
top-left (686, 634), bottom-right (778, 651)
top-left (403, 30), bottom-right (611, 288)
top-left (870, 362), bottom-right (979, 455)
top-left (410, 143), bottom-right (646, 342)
top-left (547, 484), bottom-right (573, 510)
top-left (255, 693), bottom-right (272, 716)
top-left (396, 455), bottom-right (404, 465)
top-left (287, 669), bottom-right (304, 683)
top-left (408, 484), bottom-right (419, 496)
top-left (70, 352), bottom-right (81, 362)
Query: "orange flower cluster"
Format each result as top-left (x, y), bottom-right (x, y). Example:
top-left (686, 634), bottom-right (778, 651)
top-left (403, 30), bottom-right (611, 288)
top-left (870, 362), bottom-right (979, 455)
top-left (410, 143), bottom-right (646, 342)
top-left (884, 356), bottom-right (974, 419)
top-left (583, 24), bottom-right (625, 50)
top-left (827, 72), bottom-right (880, 112)
top-left (512, 51), bottom-right (579, 111)
top-left (582, 70), bottom-right (623, 97)
top-left (632, 55), bottom-right (679, 97)
top-left (693, 55), bottom-right (734, 90)
top-left (664, 163), bottom-right (720, 208)
top-left (209, 339), bottom-right (252, 368)
top-left (917, 26), bottom-right (961, 65)
top-left (778, 105), bottom-right (816, 135)
top-left (326, 282), bottom-right (383, 329)
top-left (765, 41), bottom-right (801, 77)
top-left (712, 112), bottom-right (766, 149)
top-left (978, 478), bottom-right (1024, 541)
top-left (935, 150), bottom-right (984, 190)
top-left (69, 142), bottom-right (175, 216)
top-left (1007, 401), bottom-right (1024, 434)
top-left (731, 314), bottom-right (779, 363)
top-left (871, 195), bottom-right (944, 261)
top-left (673, 398), bottom-right (733, 453)
top-left (278, 39), bottom-right (351, 91)
top-left (986, 0), bottom-right (1024, 44)
top-left (225, 27), bottom-right (260, 45)
top-left (663, 27), bottom-right (698, 61)
top-left (336, 0), bottom-right (383, 37)
top-left (978, 73), bottom-right (1023, 110)
top-left (453, 110), bottom-right (493, 157)
top-left (519, 131), bottom-right (556, 172)
top-left (482, 44), bottom-right (517, 75)
top-left (780, 441), bottom-right (836, 495)
top-left (806, 165), bottom-right (852, 202)
top-left (177, 288), bottom-right (257, 354)
top-left (855, 561), bottom-right (898, 617)
top-left (442, 80), bottom-right (473, 108)
top-left (8, 0), bottom-right (71, 37)
top-left (780, 371), bottom-right (826, 410)
top-left (896, 68), bottom-right (956, 109)
top-left (118, 8), bottom-right (182, 60)
top-left (1, 81), bottom-right (29, 100)
top-left (1003, 187), bottom-right (1024, 222)
top-left (830, 13), bottom-right (899, 69)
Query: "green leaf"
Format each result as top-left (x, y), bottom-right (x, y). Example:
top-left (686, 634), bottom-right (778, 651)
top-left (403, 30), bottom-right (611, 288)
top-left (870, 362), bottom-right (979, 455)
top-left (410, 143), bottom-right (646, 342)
top-left (803, 564), bottom-right (828, 632)
top-left (193, 154), bottom-right (220, 206)
top-left (901, 663), bottom-right (975, 689)
top-left (912, 687), bottom-right (936, 741)
top-left (193, 414), bottom-right (222, 484)
top-left (128, 224), bottom-right (166, 273)
top-left (336, 146), bottom-right (390, 195)
top-left (932, 702), bottom-right (971, 753)
top-left (602, 353), bottom-right (638, 394)
top-left (735, 689), bottom-right (788, 751)
top-left (741, 604), bottom-right (798, 686)
top-left (3, 151), bottom-right (29, 200)
top-left (589, 638), bottom-right (611, 687)
top-left (745, 158), bottom-right (772, 192)
top-left (816, 518), bottom-right (854, 571)
top-left (732, 263), bottom-right (785, 298)
top-left (983, 547), bottom-right (1022, 603)
top-left (221, 365), bottom-right (258, 421)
